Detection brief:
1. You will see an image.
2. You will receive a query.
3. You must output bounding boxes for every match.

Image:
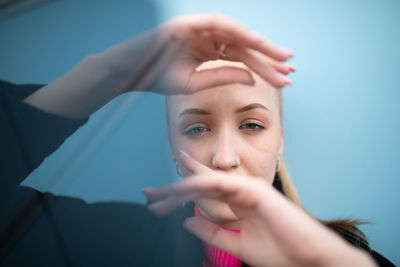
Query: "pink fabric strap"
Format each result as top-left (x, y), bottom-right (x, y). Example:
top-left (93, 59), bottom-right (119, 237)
top-left (194, 204), bottom-right (242, 267)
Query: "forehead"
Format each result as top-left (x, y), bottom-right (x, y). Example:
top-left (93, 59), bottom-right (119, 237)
top-left (166, 63), bottom-right (280, 120)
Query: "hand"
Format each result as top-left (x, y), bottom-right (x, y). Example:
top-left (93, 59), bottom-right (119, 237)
top-left (24, 14), bottom-right (295, 118)
top-left (107, 13), bottom-right (295, 95)
top-left (142, 152), bottom-right (376, 267)
top-left (158, 13), bottom-right (295, 93)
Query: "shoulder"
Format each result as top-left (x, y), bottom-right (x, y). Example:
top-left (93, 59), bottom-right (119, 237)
top-left (328, 225), bottom-right (395, 267)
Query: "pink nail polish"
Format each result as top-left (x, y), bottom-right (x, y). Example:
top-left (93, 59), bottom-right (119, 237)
top-left (284, 77), bottom-right (293, 85)
top-left (282, 48), bottom-right (295, 58)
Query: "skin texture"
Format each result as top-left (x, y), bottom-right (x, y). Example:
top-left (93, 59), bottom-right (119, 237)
top-left (143, 61), bottom-right (377, 266)
top-left (166, 60), bottom-right (284, 228)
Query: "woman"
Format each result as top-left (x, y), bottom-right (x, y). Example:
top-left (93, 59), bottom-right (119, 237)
top-left (142, 60), bottom-right (394, 266)
top-left (2, 13), bottom-right (393, 266)
top-left (1, 14), bottom-right (296, 266)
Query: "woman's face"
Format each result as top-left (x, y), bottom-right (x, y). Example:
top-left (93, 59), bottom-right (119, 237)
top-left (166, 62), bottom-right (284, 228)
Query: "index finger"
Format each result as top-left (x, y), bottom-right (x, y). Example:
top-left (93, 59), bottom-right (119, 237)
top-left (179, 150), bottom-right (211, 175)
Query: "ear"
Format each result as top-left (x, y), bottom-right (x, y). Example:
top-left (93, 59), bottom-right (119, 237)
top-left (278, 126), bottom-right (285, 156)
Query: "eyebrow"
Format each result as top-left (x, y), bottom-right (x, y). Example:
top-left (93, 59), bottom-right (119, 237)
top-left (235, 103), bottom-right (270, 113)
top-left (178, 108), bottom-right (211, 117)
top-left (178, 103), bottom-right (270, 118)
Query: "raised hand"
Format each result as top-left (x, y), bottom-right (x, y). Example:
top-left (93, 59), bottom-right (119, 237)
top-left (149, 13), bottom-right (295, 94)
top-left (24, 14), bottom-right (294, 118)
top-left (142, 152), bottom-right (376, 267)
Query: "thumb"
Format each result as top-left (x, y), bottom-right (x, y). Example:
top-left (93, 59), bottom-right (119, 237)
top-left (183, 217), bottom-right (241, 258)
top-left (186, 66), bottom-right (255, 93)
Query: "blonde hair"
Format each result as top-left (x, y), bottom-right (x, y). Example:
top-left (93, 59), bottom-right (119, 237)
top-left (274, 89), bottom-right (369, 246)
top-left (276, 162), bottom-right (368, 243)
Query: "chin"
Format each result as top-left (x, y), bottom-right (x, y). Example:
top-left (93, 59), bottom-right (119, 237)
top-left (196, 198), bottom-right (240, 226)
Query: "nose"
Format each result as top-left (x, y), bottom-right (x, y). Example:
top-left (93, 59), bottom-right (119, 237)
top-left (211, 131), bottom-right (240, 171)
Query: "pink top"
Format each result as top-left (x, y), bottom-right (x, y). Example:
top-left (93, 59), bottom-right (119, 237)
top-left (194, 205), bottom-right (242, 267)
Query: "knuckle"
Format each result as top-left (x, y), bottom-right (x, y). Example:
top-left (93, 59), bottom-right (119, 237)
top-left (211, 178), bottom-right (223, 191)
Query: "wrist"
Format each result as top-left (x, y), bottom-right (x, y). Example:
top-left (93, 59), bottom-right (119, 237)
top-left (315, 245), bottom-right (377, 267)
top-left (96, 26), bottom-right (168, 95)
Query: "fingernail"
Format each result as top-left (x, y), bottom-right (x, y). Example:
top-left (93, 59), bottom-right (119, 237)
top-left (179, 150), bottom-right (190, 158)
top-left (288, 65), bottom-right (296, 72)
top-left (282, 48), bottom-right (295, 58)
top-left (250, 30), bottom-right (265, 41)
top-left (284, 76), bottom-right (293, 85)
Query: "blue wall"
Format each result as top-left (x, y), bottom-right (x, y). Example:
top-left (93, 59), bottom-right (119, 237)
top-left (1, 0), bottom-right (399, 264)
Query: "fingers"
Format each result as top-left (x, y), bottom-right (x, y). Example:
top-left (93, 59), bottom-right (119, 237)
top-left (142, 185), bottom-right (171, 203)
top-left (186, 13), bottom-right (293, 61)
top-left (160, 13), bottom-right (296, 95)
top-left (162, 61), bottom-right (255, 95)
top-left (178, 150), bottom-right (210, 174)
top-left (144, 174), bottom-right (267, 215)
top-left (183, 217), bottom-right (241, 258)
top-left (146, 195), bottom-right (185, 215)
top-left (224, 46), bottom-right (292, 88)
top-left (265, 56), bottom-right (296, 75)
top-left (145, 176), bottom-right (228, 215)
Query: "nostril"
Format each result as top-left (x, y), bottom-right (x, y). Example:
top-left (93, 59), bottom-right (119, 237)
top-left (213, 158), bottom-right (239, 171)
top-left (211, 151), bottom-right (240, 170)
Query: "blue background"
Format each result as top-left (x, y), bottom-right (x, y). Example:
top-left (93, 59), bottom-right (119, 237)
top-left (0, 0), bottom-right (398, 264)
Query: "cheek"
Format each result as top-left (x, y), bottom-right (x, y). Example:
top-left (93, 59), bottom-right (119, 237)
top-left (239, 130), bottom-right (281, 182)
top-left (170, 124), bottom-right (282, 182)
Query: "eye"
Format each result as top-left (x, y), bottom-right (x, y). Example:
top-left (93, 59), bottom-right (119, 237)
top-left (239, 122), bottom-right (265, 131)
top-left (184, 126), bottom-right (210, 136)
